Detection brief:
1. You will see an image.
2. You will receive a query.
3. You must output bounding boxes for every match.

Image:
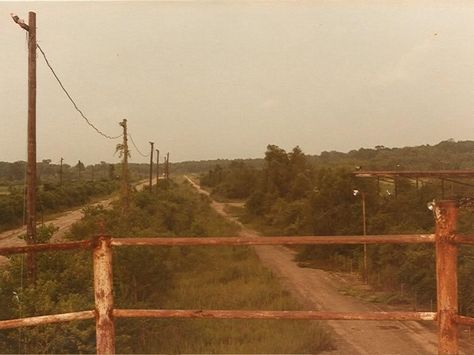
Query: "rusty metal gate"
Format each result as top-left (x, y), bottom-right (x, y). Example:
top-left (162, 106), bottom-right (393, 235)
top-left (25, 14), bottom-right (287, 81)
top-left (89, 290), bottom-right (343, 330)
top-left (0, 200), bottom-right (473, 354)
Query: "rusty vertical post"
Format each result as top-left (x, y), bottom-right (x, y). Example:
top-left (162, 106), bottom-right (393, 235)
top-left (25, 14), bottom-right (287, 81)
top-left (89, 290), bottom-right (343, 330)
top-left (435, 200), bottom-right (458, 355)
top-left (149, 142), bottom-right (154, 192)
top-left (93, 235), bottom-right (115, 354)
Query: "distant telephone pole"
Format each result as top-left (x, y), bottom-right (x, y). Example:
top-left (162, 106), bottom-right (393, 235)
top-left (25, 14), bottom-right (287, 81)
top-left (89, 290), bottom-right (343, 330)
top-left (12, 11), bottom-right (37, 284)
top-left (59, 157), bottom-right (63, 186)
top-left (119, 119), bottom-right (130, 213)
top-left (155, 149), bottom-right (159, 190)
top-left (149, 142), bottom-right (154, 192)
top-left (165, 152), bottom-right (170, 180)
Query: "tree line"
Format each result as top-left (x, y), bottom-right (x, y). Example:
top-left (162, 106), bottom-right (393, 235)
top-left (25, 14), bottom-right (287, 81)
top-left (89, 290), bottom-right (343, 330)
top-left (200, 140), bottom-right (474, 316)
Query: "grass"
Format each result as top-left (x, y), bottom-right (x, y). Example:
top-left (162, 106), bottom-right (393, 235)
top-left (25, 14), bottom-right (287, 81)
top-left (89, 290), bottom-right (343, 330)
top-left (116, 245), bottom-right (333, 353)
top-left (112, 180), bottom-right (333, 353)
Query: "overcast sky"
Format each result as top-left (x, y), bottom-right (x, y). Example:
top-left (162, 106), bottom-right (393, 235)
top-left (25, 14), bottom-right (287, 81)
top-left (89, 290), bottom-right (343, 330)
top-left (2, 1), bottom-right (474, 164)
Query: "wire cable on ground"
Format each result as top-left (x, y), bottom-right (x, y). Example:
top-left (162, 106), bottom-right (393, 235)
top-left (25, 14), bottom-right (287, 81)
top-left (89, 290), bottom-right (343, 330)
top-left (36, 44), bottom-right (122, 140)
top-left (127, 133), bottom-right (149, 157)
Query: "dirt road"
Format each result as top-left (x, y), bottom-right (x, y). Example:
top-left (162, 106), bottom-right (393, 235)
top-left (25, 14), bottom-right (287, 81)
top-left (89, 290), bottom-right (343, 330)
top-left (185, 176), bottom-right (470, 355)
top-left (0, 180), bottom-right (148, 265)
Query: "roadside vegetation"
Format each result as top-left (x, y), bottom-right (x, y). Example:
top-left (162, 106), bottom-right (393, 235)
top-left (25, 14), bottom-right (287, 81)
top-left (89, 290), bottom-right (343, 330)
top-left (0, 180), bottom-right (332, 353)
top-left (200, 140), bottom-right (474, 317)
top-left (0, 180), bottom-right (119, 231)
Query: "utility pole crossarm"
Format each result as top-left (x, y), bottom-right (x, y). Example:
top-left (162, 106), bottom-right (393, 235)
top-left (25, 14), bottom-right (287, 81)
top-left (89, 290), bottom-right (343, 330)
top-left (11, 13), bottom-right (30, 31)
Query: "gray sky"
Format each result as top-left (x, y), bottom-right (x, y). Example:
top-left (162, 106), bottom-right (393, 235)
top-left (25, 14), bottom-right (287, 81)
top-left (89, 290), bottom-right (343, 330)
top-left (2, 1), bottom-right (474, 164)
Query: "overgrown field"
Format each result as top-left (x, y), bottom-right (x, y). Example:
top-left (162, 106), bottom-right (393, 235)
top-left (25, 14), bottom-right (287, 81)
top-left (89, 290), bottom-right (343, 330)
top-left (0, 180), bottom-right (332, 353)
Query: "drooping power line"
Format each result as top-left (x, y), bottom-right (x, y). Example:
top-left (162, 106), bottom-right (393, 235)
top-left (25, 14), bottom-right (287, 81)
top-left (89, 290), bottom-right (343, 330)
top-left (128, 133), bottom-right (149, 158)
top-left (36, 43), bottom-right (122, 140)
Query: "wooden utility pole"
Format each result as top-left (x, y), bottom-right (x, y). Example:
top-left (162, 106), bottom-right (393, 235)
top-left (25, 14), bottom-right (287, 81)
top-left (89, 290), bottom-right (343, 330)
top-left (119, 119), bottom-right (130, 213)
top-left (149, 142), bottom-right (154, 192)
top-left (12, 12), bottom-right (37, 283)
top-left (155, 149), bottom-right (159, 190)
top-left (166, 152), bottom-right (170, 180)
top-left (26, 11), bottom-right (37, 284)
top-left (59, 157), bottom-right (63, 186)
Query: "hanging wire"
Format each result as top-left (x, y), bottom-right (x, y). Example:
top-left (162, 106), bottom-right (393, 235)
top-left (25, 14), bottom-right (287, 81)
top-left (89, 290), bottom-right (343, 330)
top-left (36, 44), bottom-right (122, 140)
top-left (128, 133), bottom-right (149, 158)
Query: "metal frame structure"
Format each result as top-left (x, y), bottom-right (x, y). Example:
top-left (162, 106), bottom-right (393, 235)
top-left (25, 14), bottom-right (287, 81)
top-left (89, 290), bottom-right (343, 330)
top-left (354, 170), bottom-right (474, 198)
top-left (0, 200), bottom-right (473, 354)
top-left (353, 170), bottom-right (474, 179)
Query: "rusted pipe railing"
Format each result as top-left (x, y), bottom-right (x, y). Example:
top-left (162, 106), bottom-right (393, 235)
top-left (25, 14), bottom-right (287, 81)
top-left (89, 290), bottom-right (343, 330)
top-left (0, 239), bottom-right (93, 255)
top-left (456, 315), bottom-right (474, 326)
top-left (0, 201), bottom-right (470, 355)
top-left (113, 309), bottom-right (436, 321)
top-left (435, 201), bottom-right (458, 355)
top-left (453, 235), bottom-right (474, 245)
top-left (0, 235), bottom-right (436, 257)
top-left (111, 234), bottom-right (435, 247)
top-left (0, 310), bottom-right (95, 330)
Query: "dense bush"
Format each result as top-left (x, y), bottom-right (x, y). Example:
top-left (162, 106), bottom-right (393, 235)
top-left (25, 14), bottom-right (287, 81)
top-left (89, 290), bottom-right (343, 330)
top-left (0, 181), bottom-right (118, 230)
top-left (0, 181), bottom-right (331, 353)
top-left (201, 142), bottom-right (474, 316)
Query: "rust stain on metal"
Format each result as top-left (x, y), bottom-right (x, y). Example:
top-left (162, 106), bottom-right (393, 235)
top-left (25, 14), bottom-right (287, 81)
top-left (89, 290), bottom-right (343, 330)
top-left (0, 207), bottom-right (468, 355)
top-left (456, 315), bottom-right (474, 326)
top-left (435, 200), bottom-right (459, 355)
top-left (110, 234), bottom-right (435, 247)
top-left (93, 236), bottom-right (115, 354)
top-left (453, 234), bottom-right (474, 245)
top-left (0, 240), bottom-right (93, 256)
top-left (113, 309), bottom-right (436, 321)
